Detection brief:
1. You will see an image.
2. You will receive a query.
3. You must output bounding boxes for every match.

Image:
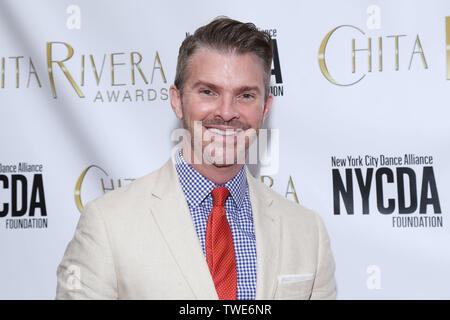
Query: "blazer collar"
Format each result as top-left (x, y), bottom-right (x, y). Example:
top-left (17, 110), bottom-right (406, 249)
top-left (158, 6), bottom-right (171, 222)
top-left (149, 157), bottom-right (218, 299)
top-left (246, 168), bottom-right (281, 300)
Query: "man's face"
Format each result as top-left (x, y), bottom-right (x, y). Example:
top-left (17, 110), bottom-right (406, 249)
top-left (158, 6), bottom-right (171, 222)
top-left (170, 47), bottom-right (273, 166)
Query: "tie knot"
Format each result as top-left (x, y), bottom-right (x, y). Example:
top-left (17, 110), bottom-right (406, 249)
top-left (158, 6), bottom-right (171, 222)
top-left (211, 187), bottom-right (230, 207)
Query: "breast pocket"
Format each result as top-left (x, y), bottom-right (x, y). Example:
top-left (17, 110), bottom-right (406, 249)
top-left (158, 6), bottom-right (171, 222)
top-left (274, 274), bottom-right (315, 300)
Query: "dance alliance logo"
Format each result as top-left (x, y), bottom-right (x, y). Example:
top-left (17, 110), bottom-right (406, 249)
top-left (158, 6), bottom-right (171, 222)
top-left (331, 153), bottom-right (443, 228)
top-left (262, 28), bottom-right (284, 97)
top-left (0, 42), bottom-right (169, 103)
top-left (0, 162), bottom-right (48, 229)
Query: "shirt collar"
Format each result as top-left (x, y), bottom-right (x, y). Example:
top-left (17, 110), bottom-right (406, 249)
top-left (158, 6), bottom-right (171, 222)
top-left (174, 149), bottom-right (247, 209)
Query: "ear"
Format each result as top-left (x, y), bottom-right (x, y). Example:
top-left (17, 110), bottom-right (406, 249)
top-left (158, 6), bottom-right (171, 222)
top-left (170, 85), bottom-right (183, 120)
top-left (262, 94), bottom-right (273, 123)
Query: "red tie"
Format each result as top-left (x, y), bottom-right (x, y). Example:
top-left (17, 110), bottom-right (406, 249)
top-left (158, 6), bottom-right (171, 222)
top-left (205, 186), bottom-right (237, 300)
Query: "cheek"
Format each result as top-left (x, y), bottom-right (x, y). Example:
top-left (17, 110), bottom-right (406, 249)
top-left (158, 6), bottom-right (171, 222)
top-left (243, 107), bottom-right (265, 127)
top-left (183, 98), bottom-right (215, 122)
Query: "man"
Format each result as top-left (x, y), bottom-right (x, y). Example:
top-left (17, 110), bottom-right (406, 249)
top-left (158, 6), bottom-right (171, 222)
top-left (56, 17), bottom-right (336, 300)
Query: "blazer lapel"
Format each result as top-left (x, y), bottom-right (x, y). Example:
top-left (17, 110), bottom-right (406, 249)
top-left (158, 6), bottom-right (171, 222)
top-left (247, 170), bottom-right (281, 300)
top-left (149, 158), bottom-right (218, 300)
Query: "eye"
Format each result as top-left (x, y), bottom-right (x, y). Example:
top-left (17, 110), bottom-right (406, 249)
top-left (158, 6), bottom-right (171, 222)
top-left (200, 89), bottom-right (214, 96)
top-left (239, 92), bottom-right (255, 100)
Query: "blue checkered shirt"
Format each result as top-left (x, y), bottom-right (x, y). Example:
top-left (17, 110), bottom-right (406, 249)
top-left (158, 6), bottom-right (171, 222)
top-left (174, 150), bottom-right (257, 300)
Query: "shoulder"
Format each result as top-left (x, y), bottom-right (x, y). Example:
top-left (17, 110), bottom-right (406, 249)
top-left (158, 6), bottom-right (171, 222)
top-left (84, 159), bottom-right (172, 216)
top-left (247, 172), bottom-right (324, 228)
top-left (248, 172), bottom-right (333, 267)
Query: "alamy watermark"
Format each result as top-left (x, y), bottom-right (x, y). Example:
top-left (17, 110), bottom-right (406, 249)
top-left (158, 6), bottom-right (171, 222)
top-left (170, 121), bottom-right (279, 175)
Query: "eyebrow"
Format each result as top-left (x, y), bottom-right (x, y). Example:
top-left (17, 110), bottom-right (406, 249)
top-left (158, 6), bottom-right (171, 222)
top-left (191, 81), bottom-right (220, 92)
top-left (192, 81), bottom-right (262, 95)
top-left (239, 86), bottom-right (261, 94)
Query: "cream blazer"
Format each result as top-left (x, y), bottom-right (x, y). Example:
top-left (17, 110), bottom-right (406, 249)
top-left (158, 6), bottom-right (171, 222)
top-left (56, 157), bottom-right (336, 299)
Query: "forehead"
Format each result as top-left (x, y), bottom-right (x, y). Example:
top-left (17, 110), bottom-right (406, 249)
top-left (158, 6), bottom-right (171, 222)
top-left (185, 47), bottom-right (266, 90)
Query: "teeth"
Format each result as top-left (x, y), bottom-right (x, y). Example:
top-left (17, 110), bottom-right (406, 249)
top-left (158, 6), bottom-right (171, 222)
top-left (207, 128), bottom-right (242, 136)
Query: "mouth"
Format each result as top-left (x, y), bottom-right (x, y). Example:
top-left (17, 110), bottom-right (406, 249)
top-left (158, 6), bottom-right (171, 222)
top-left (204, 125), bottom-right (245, 136)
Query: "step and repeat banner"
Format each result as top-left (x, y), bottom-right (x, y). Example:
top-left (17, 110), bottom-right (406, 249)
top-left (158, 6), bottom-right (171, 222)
top-left (1, 0), bottom-right (449, 299)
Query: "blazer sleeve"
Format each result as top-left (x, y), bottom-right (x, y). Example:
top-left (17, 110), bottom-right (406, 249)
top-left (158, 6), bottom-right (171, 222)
top-left (56, 201), bottom-right (118, 299)
top-left (310, 213), bottom-right (337, 300)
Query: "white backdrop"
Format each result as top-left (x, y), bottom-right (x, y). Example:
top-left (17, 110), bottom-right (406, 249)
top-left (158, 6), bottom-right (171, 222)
top-left (1, 0), bottom-right (449, 299)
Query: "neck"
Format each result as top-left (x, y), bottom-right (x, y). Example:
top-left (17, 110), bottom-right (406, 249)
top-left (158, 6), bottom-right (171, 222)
top-left (182, 147), bottom-right (244, 185)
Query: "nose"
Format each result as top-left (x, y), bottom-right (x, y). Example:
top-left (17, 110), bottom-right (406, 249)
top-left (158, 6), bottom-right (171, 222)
top-left (214, 93), bottom-right (240, 122)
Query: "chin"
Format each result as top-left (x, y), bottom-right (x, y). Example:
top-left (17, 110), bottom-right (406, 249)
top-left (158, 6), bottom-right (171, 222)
top-left (212, 149), bottom-right (249, 167)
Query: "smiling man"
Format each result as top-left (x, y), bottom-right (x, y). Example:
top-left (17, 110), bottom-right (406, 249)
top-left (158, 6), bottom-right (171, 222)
top-left (56, 17), bottom-right (336, 300)
top-left (170, 30), bottom-right (271, 184)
